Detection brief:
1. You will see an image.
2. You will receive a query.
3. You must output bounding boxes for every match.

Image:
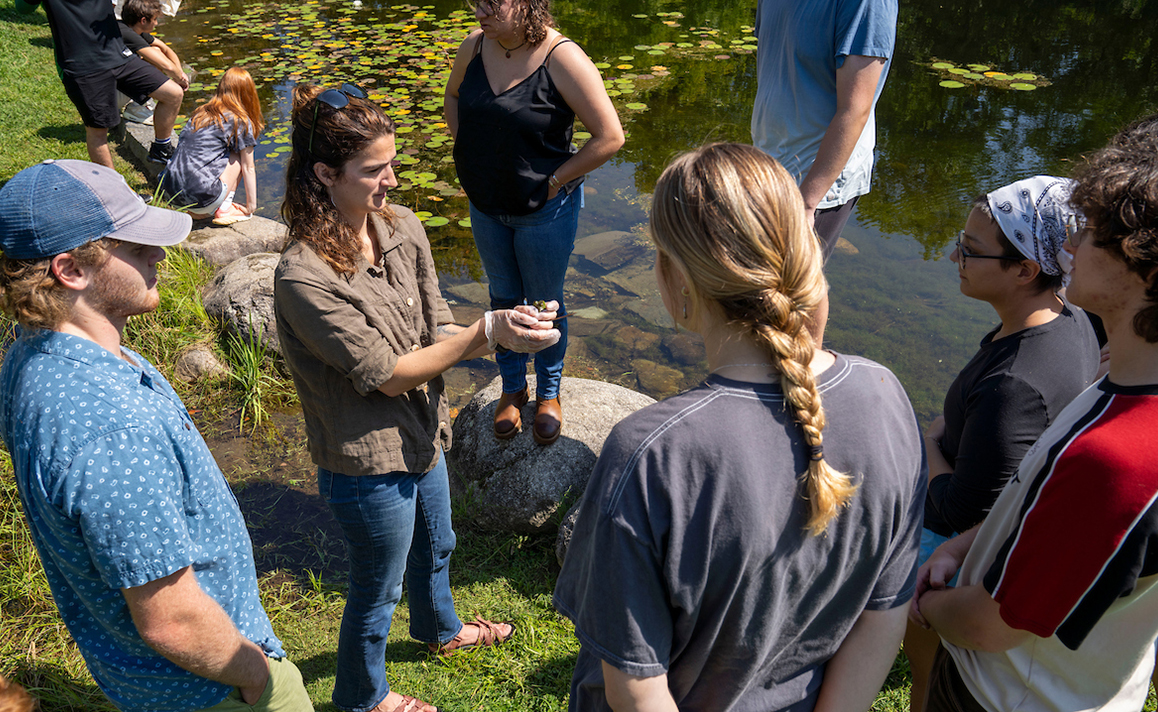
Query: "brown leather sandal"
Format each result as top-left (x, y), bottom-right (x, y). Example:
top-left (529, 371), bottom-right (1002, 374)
top-left (389, 695), bottom-right (436, 712)
top-left (428, 615), bottom-right (516, 656)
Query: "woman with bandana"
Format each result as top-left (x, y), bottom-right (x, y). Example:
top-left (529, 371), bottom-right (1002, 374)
top-left (904, 176), bottom-right (1102, 711)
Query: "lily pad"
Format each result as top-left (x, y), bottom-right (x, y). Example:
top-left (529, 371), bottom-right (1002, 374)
top-left (967, 64), bottom-right (991, 71)
top-left (964, 73), bottom-right (985, 80)
top-left (947, 67), bottom-right (969, 75)
top-left (939, 80), bottom-right (966, 88)
top-left (931, 62), bottom-right (955, 69)
top-left (425, 216), bottom-right (449, 226)
top-left (625, 102), bottom-right (648, 111)
top-left (1010, 82), bottom-right (1037, 91)
top-left (1012, 73), bottom-right (1037, 80)
top-left (458, 218), bottom-right (472, 228)
top-left (574, 131), bottom-right (592, 140)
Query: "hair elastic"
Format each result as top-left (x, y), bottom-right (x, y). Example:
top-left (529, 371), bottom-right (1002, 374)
top-left (808, 444), bottom-right (824, 461)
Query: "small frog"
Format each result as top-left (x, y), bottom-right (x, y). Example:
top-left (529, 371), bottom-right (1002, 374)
top-left (532, 300), bottom-right (549, 311)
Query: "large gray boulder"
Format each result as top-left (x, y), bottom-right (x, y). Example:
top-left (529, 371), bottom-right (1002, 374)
top-left (182, 216), bottom-right (287, 267)
top-left (448, 375), bottom-right (654, 534)
top-left (202, 252), bottom-right (281, 354)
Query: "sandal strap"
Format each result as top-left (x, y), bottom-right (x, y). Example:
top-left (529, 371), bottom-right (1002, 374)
top-left (392, 695), bottom-right (436, 712)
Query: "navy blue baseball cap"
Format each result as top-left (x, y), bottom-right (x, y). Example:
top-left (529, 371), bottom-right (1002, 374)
top-left (0, 159), bottom-right (192, 260)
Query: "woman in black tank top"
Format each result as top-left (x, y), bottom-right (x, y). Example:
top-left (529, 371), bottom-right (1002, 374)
top-left (445, 0), bottom-right (623, 445)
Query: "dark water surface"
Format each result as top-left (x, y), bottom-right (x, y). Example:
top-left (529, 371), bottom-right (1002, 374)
top-left (158, 0), bottom-right (1158, 422)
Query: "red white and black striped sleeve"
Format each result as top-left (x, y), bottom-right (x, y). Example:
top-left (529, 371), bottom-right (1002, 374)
top-left (981, 387), bottom-right (1158, 651)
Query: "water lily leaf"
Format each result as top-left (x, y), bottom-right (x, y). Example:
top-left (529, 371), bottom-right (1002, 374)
top-left (625, 102), bottom-right (648, 110)
top-left (606, 89), bottom-right (622, 96)
top-left (1010, 82), bottom-right (1037, 91)
top-left (574, 131), bottom-right (592, 140)
top-left (415, 211), bottom-right (433, 219)
top-left (634, 45), bottom-right (650, 50)
top-left (931, 62), bottom-right (954, 69)
top-left (648, 49), bottom-right (664, 55)
top-left (632, 13), bottom-right (647, 18)
top-left (948, 67), bottom-right (969, 75)
top-left (594, 62), bottom-right (611, 69)
top-left (426, 216), bottom-right (449, 226)
top-left (939, 80), bottom-right (965, 88)
top-left (1012, 73), bottom-right (1037, 80)
top-left (458, 218), bottom-right (472, 228)
top-left (968, 64), bottom-right (991, 71)
top-left (964, 73), bottom-right (985, 80)
top-left (616, 64), bottom-right (633, 70)
top-left (618, 55), bottom-right (634, 61)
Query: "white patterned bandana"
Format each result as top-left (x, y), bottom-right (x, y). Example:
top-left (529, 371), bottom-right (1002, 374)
top-left (986, 175), bottom-right (1077, 276)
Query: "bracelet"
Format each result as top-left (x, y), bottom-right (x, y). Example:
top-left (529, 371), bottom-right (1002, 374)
top-left (549, 173), bottom-right (562, 190)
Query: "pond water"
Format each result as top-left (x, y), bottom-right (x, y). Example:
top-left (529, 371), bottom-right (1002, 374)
top-left (157, 0), bottom-right (1158, 423)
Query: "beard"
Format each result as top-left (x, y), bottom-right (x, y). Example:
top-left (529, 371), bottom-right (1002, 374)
top-left (87, 265), bottom-right (160, 321)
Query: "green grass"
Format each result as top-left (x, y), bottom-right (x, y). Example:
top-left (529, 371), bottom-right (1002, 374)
top-left (0, 1), bottom-right (149, 189)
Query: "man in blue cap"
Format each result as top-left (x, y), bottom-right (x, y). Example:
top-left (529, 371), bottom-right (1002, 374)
top-left (0, 160), bottom-right (312, 712)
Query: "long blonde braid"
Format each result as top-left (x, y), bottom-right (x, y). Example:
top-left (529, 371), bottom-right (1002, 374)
top-left (651, 142), bottom-right (858, 535)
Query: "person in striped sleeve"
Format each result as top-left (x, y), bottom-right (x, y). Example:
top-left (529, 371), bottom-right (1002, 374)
top-left (910, 114), bottom-right (1158, 712)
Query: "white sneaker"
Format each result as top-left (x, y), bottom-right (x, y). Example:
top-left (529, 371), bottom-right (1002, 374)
top-left (124, 101), bottom-right (154, 126)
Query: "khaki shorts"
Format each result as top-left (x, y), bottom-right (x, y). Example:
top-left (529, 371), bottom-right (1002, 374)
top-left (199, 657), bottom-right (314, 712)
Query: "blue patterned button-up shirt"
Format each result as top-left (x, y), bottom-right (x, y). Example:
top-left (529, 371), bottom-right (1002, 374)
top-left (0, 329), bottom-right (284, 712)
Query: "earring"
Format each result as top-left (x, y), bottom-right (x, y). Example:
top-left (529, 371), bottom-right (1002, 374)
top-left (680, 286), bottom-right (689, 320)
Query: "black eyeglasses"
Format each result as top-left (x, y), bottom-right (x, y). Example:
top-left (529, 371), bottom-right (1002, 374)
top-left (1066, 214), bottom-right (1089, 249)
top-left (955, 231), bottom-right (1024, 269)
top-left (308, 83), bottom-right (367, 155)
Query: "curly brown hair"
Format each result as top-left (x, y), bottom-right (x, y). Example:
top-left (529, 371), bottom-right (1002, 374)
top-left (474, 0), bottom-right (555, 46)
top-left (281, 84), bottom-right (395, 276)
top-left (1070, 113), bottom-right (1158, 343)
top-left (0, 239), bottom-right (116, 330)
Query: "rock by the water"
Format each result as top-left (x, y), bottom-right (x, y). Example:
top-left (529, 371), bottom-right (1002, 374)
top-left (173, 343), bottom-right (231, 383)
top-left (447, 375), bottom-right (654, 534)
top-left (632, 357), bottom-right (684, 398)
top-left (834, 237), bottom-right (860, 255)
top-left (662, 332), bottom-right (705, 366)
top-left (556, 500), bottom-right (582, 567)
top-left (202, 252), bottom-right (281, 354)
top-left (182, 216), bottom-right (288, 267)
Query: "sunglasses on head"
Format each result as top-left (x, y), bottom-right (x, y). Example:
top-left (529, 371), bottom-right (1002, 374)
top-left (308, 83), bottom-right (367, 154)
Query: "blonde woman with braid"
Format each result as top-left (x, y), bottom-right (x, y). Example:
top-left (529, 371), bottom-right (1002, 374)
top-left (554, 143), bottom-right (926, 712)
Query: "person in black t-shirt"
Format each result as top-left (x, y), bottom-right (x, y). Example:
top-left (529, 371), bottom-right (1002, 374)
top-left (14, 0), bottom-right (184, 167)
top-left (904, 176), bottom-right (1100, 711)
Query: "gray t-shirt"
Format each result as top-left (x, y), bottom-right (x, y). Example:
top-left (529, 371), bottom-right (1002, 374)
top-left (554, 354), bottom-right (926, 712)
top-left (160, 113), bottom-right (256, 211)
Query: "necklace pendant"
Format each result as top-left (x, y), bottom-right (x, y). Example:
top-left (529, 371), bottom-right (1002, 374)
top-left (505, 49), bottom-right (512, 58)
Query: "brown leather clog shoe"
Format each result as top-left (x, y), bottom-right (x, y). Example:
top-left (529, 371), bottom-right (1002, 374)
top-left (533, 396), bottom-right (562, 445)
top-left (493, 388), bottom-right (529, 440)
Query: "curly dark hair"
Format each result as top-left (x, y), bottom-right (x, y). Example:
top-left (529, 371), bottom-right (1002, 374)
top-left (474, 0), bottom-right (555, 46)
top-left (281, 84), bottom-right (395, 276)
top-left (1070, 113), bottom-right (1158, 343)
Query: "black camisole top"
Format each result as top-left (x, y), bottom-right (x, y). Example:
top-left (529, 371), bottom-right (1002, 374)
top-left (453, 36), bottom-right (583, 216)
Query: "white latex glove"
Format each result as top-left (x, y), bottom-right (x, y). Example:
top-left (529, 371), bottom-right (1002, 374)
top-left (484, 302), bottom-right (561, 353)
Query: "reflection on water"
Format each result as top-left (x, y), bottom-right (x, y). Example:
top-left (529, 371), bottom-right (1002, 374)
top-left (158, 0), bottom-right (1158, 424)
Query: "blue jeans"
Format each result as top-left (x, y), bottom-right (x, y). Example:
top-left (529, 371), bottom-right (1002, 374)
top-left (319, 457), bottom-right (463, 712)
top-left (470, 186), bottom-right (582, 400)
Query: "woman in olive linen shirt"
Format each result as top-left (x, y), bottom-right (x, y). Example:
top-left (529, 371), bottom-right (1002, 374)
top-left (273, 83), bottom-right (558, 712)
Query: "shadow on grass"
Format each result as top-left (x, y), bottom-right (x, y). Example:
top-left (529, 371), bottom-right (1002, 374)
top-left (36, 124), bottom-right (86, 145)
top-left (28, 35), bottom-right (51, 48)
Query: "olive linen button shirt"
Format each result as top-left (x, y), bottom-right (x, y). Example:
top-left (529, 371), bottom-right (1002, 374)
top-left (274, 207), bottom-right (456, 477)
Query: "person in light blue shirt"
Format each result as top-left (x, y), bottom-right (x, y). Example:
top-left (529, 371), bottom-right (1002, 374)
top-left (751, 0), bottom-right (897, 343)
top-left (0, 160), bottom-right (312, 712)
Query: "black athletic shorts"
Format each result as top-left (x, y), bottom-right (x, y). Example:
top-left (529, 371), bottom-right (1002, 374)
top-left (61, 56), bottom-right (168, 129)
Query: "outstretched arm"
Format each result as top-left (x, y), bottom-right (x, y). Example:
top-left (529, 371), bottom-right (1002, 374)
top-left (813, 604), bottom-right (909, 712)
top-left (123, 566), bottom-right (270, 704)
top-left (797, 54), bottom-right (886, 225)
top-left (138, 39), bottom-right (188, 88)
